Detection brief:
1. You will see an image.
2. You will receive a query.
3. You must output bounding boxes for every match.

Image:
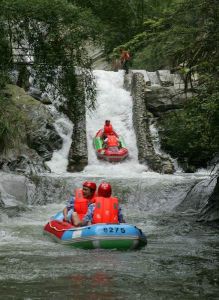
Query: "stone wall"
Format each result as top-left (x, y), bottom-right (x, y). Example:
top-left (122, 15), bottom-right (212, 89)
top-left (67, 75), bottom-right (88, 172)
top-left (126, 68), bottom-right (198, 174)
top-left (130, 72), bottom-right (174, 174)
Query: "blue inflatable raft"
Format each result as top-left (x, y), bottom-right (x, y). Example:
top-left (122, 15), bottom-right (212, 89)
top-left (44, 212), bottom-right (147, 250)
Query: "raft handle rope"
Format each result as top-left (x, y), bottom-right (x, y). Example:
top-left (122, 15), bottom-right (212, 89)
top-left (49, 222), bottom-right (76, 232)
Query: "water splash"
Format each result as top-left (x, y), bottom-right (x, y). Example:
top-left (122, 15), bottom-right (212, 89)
top-left (84, 70), bottom-right (147, 176)
top-left (46, 115), bottom-right (73, 174)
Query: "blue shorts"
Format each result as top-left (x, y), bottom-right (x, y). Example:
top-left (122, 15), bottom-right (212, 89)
top-left (66, 208), bottom-right (74, 222)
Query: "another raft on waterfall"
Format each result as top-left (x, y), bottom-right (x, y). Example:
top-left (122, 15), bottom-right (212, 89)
top-left (93, 129), bottom-right (128, 162)
top-left (44, 212), bottom-right (147, 250)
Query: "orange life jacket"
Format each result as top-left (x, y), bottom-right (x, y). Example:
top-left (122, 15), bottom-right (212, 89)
top-left (74, 189), bottom-right (89, 221)
top-left (74, 189), bottom-right (96, 221)
top-left (107, 135), bottom-right (119, 147)
top-left (104, 124), bottom-right (113, 135)
top-left (92, 196), bottom-right (119, 224)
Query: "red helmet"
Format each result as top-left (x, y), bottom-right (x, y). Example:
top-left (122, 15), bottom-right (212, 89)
top-left (83, 181), bottom-right (96, 191)
top-left (98, 182), bottom-right (112, 197)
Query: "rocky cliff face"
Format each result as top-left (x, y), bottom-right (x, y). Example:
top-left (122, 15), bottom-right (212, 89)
top-left (124, 69), bottom-right (196, 173)
top-left (0, 85), bottom-right (63, 174)
top-left (174, 173), bottom-right (219, 224)
top-left (198, 175), bottom-right (219, 223)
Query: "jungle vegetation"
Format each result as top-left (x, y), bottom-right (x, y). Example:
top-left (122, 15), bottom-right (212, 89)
top-left (107, 0), bottom-right (218, 170)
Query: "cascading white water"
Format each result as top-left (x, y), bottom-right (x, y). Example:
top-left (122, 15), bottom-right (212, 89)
top-left (83, 70), bottom-right (147, 176)
top-left (46, 69), bottom-right (147, 176)
top-left (46, 112), bottom-right (73, 174)
top-left (45, 69), bottom-right (213, 179)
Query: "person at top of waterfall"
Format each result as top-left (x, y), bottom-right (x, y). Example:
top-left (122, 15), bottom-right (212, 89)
top-left (72, 182), bottom-right (125, 226)
top-left (103, 120), bottom-right (118, 138)
top-left (120, 48), bottom-right (131, 74)
top-left (63, 181), bottom-right (96, 224)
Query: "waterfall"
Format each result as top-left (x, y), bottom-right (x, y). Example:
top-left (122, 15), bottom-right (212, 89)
top-left (45, 70), bottom-right (146, 176)
top-left (46, 113), bottom-right (73, 174)
top-left (83, 70), bottom-right (147, 176)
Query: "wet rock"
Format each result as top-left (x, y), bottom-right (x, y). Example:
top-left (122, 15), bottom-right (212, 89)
top-left (0, 151), bottom-right (51, 174)
top-left (176, 177), bottom-right (217, 214)
top-left (157, 70), bottom-right (174, 87)
top-left (0, 85), bottom-right (62, 174)
top-left (0, 190), bottom-right (21, 209)
top-left (0, 172), bottom-right (35, 216)
top-left (131, 72), bottom-right (175, 174)
top-left (161, 158), bottom-right (175, 174)
top-left (198, 175), bottom-right (219, 223)
top-left (27, 117), bottom-right (63, 161)
top-left (28, 87), bottom-right (52, 104)
top-left (145, 86), bottom-right (189, 115)
top-left (28, 87), bottom-right (42, 100)
top-left (147, 72), bottom-right (160, 86)
top-left (131, 70), bottom-right (151, 85)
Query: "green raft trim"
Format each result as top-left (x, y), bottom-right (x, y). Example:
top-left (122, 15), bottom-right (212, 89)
top-left (93, 137), bottom-right (103, 150)
top-left (45, 231), bottom-right (146, 250)
top-left (118, 136), bottom-right (126, 148)
top-left (67, 239), bottom-right (143, 250)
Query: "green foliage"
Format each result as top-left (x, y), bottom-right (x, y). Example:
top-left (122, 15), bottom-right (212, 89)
top-left (0, 0), bottom-right (102, 113)
top-left (114, 0), bottom-right (219, 74)
top-left (0, 93), bottom-right (26, 153)
top-left (115, 0), bottom-right (219, 169)
top-left (71, 0), bottom-right (150, 54)
top-left (160, 74), bottom-right (219, 169)
top-left (0, 0), bottom-right (104, 151)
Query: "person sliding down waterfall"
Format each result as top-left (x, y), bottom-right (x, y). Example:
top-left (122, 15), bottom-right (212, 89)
top-left (102, 120), bottom-right (119, 139)
top-left (101, 120), bottom-right (120, 148)
top-left (73, 182), bottom-right (125, 226)
top-left (63, 181), bottom-right (96, 225)
top-left (103, 134), bottom-right (121, 150)
top-left (94, 119), bottom-right (128, 162)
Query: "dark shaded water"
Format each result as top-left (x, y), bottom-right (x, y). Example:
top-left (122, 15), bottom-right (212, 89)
top-left (0, 204), bottom-right (218, 300)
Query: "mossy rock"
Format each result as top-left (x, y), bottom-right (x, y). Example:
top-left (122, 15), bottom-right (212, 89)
top-left (6, 84), bottom-right (40, 107)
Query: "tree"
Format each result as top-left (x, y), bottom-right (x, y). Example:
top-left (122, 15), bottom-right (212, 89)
top-left (0, 0), bottom-right (102, 152)
top-left (113, 0), bottom-right (219, 169)
top-left (71, 0), bottom-right (149, 54)
top-left (0, 0), bottom-right (101, 113)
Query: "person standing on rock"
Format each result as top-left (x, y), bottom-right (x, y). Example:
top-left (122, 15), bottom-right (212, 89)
top-left (120, 48), bottom-right (131, 74)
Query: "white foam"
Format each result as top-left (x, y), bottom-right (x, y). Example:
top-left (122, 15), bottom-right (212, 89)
top-left (46, 115), bottom-right (73, 174)
top-left (84, 70), bottom-right (146, 176)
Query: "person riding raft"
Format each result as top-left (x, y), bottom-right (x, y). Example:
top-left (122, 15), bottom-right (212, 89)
top-left (102, 120), bottom-right (120, 149)
top-left (63, 181), bottom-right (97, 225)
top-left (73, 182), bottom-right (125, 226)
top-left (103, 120), bottom-right (118, 138)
